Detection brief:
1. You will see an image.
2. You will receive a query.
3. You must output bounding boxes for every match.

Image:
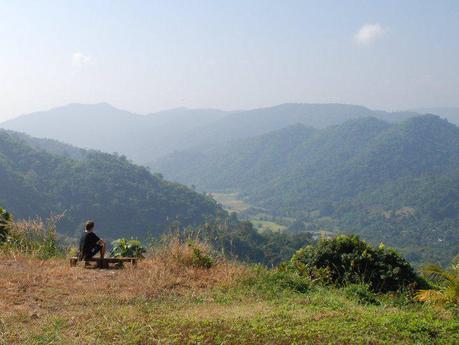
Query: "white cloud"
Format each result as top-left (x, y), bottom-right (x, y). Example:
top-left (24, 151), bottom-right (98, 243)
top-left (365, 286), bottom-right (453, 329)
top-left (354, 23), bottom-right (387, 45)
top-left (72, 52), bottom-right (92, 66)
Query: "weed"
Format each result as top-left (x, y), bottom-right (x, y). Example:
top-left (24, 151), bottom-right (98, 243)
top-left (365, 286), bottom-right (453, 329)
top-left (0, 214), bottom-right (63, 258)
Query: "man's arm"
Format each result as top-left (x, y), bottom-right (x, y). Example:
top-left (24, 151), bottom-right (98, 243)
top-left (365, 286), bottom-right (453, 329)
top-left (91, 232), bottom-right (105, 246)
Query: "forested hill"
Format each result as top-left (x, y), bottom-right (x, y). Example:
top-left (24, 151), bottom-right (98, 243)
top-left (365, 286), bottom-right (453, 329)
top-left (154, 115), bottom-right (459, 264)
top-left (155, 115), bottom-right (459, 208)
top-left (0, 129), bottom-right (222, 239)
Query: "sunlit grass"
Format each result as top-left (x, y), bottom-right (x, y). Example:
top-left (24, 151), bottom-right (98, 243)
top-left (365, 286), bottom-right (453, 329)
top-left (251, 219), bottom-right (287, 233)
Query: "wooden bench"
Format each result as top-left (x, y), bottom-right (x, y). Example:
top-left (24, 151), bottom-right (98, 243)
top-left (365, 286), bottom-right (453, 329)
top-left (69, 257), bottom-right (138, 268)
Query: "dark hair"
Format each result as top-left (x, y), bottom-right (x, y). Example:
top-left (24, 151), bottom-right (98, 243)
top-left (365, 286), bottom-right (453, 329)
top-left (85, 220), bottom-right (95, 231)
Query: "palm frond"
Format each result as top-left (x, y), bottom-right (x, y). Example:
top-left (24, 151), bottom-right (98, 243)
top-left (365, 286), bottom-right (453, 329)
top-left (415, 289), bottom-right (446, 303)
top-left (416, 258), bottom-right (459, 306)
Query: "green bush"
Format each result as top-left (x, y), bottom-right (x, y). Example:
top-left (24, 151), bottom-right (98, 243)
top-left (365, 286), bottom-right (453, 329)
top-left (344, 284), bottom-right (381, 305)
top-left (0, 207), bottom-right (12, 243)
top-left (110, 238), bottom-right (146, 258)
top-left (289, 235), bottom-right (424, 292)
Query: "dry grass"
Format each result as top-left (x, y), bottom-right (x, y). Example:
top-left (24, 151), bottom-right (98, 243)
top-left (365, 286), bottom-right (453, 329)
top-left (153, 236), bottom-right (215, 268)
top-left (0, 244), bottom-right (244, 315)
top-left (1, 215), bottom-right (62, 258)
top-left (0, 237), bottom-right (247, 344)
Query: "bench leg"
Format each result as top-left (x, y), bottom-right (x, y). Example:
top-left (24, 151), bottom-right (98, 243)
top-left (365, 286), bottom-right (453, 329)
top-left (96, 259), bottom-right (109, 269)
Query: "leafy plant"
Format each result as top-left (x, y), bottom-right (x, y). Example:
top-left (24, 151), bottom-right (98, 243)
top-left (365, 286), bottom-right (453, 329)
top-left (289, 235), bottom-right (424, 292)
top-left (110, 238), bottom-right (146, 258)
top-left (189, 243), bottom-right (214, 268)
top-left (415, 256), bottom-right (458, 306)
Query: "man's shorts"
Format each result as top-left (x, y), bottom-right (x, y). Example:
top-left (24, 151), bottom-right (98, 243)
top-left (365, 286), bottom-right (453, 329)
top-left (84, 244), bottom-right (102, 260)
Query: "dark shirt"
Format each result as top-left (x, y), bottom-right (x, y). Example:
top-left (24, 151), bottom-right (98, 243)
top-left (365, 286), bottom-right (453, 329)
top-left (78, 231), bottom-right (101, 260)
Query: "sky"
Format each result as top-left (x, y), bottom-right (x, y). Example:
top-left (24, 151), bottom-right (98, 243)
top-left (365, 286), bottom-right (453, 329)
top-left (0, 0), bottom-right (458, 122)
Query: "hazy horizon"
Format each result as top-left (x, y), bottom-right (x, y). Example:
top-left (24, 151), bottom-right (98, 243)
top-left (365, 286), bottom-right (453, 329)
top-left (6, 100), bottom-right (458, 124)
top-left (1, 1), bottom-right (458, 122)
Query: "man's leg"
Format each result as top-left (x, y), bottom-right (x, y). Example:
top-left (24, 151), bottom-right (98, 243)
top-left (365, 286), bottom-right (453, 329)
top-left (100, 242), bottom-right (105, 259)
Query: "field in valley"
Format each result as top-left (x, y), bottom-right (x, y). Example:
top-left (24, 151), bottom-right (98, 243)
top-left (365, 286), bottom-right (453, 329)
top-left (210, 192), bottom-right (252, 213)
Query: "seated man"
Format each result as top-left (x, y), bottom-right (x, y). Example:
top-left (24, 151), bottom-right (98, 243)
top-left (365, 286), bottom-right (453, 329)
top-left (78, 220), bottom-right (105, 261)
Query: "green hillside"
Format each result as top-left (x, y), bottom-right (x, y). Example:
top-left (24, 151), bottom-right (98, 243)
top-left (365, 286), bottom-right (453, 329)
top-left (154, 116), bottom-right (459, 265)
top-left (0, 129), bottom-right (222, 239)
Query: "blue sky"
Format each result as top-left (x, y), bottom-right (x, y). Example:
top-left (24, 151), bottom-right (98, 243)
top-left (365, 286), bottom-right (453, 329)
top-left (0, 1), bottom-right (458, 120)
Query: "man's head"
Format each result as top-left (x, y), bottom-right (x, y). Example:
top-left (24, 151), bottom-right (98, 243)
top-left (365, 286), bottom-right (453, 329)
top-left (85, 220), bottom-right (95, 232)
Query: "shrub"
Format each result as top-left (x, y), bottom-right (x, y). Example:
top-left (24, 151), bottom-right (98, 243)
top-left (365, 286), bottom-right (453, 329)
top-left (110, 238), bottom-right (146, 258)
top-left (190, 244), bottom-right (214, 268)
top-left (289, 235), bottom-right (424, 292)
top-left (0, 207), bottom-right (12, 243)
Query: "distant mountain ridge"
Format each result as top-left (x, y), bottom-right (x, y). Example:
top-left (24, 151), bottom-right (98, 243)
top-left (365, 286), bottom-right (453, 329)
top-left (0, 103), bottom-right (227, 163)
top-left (413, 107), bottom-right (459, 126)
top-left (1, 102), bottom-right (448, 165)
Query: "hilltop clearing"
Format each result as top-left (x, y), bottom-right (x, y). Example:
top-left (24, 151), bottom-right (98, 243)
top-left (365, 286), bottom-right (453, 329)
top-left (1, 253), bottom-right (457, 345)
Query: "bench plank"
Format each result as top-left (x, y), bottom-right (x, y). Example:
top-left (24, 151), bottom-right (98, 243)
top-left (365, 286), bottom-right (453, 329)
top-left (69, 257), bottom-right (137, 268)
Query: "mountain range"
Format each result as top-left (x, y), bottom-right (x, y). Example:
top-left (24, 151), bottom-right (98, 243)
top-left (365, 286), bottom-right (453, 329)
top-left (4, 103), bottom-right (457, 165)
top-left (153, 115), bottom-right (459, 265)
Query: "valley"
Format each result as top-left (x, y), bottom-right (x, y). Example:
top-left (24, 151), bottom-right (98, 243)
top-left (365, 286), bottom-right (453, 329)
top-left (2, 105), bottom-right (458, 266)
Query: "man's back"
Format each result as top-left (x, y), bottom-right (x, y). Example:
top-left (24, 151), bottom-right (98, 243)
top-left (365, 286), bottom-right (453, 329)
top-left (78, 231), bottom-right (100, 260)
